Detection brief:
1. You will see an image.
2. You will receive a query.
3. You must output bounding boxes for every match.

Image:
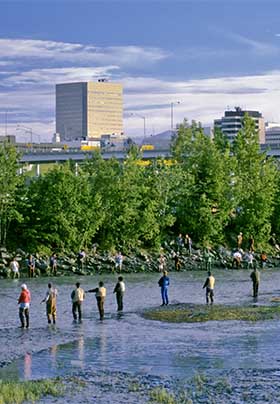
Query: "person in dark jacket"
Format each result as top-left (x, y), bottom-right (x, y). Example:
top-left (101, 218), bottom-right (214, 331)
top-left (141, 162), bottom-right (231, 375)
top-left (250, 268), bottom-right (260, 298)
top-left (113, 276), bottom-right (125, 311)
top-left (158, 271), bottom-right (170, 306)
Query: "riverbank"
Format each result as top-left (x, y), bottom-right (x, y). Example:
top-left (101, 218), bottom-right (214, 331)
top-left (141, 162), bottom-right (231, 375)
top-left (1, 244), bottom-right (280, 278)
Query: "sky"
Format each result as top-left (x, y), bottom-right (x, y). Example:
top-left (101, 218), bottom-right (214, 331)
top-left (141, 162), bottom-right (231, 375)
top-left (1, 0), bottom-right (280, 141)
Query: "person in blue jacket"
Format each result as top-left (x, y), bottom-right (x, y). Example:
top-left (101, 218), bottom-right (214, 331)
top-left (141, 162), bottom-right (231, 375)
top-left (158, 270), bottom-right (170, 306)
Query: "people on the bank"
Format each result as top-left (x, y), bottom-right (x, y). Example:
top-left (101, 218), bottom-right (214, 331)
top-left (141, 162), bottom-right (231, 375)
top-left (77, 250), bottom-right (86, 271)
top-left (237, 232), bottom-right (243, 249)
top-left (250, 267), bottom-right (260, 298)
top-left (41, 283), bottom-right (58, 324)
top-left (10, 258), bottom-right (20, 279)
top-left (27, 254), bottom-right (35, 278)
top-left (49, 253), bottom-right (57, 276)
top-left (158, 254), bottom-right (166, 273)
top-left (232, 250), bottom-right (242, 269)
top-left (113, 276), bottom-right (126, 311)
top-left (245, 251), bottom-right (254, 270)
top-left (115, 252), bottom-right (123, 272)
top-left (203, 271), bottom-right (215, 305)
top-left (158, 270), bottom-right (170, 306)
top-left (18, 284), bottom-right (31, 328)
top-left (260, 252), bottom-right (267, 269)
top-left (173, 252), bottom-right (181, 271)
top-left (71, 282), bottom-right (85, 322)
top-left (204, 248), bottom-right (213, 271)
top-left (87, 281), bottom-right (107, 320)
top-left (249, 235), bottom-right (254, 253)
top-left (176, 234), bottom-right (184, 252)
top-left (185, 234), bottom-right (192, 255)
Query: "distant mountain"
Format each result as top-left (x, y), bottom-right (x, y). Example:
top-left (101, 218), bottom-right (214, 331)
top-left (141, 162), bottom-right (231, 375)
top-left (131, 130), bottom-right (174, 149)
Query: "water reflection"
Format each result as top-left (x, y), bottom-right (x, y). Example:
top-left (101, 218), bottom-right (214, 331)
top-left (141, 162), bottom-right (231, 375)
top-left (23, 353), bottom-right (32, 380)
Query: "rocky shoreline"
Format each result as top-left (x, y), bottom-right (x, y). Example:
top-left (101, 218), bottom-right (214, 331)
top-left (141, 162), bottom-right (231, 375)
top-left (0, 244), bottom-right (280, 278)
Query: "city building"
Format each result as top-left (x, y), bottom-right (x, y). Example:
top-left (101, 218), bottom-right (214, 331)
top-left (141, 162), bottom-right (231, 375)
top-left (214, 107), bottom-right (265, 144)
top-left (56, 80), bottom-right (123, 142)
top-left (265, 122), bottom-right (280, 147)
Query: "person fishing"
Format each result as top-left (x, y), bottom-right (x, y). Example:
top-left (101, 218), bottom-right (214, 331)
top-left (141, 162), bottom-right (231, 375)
top-left (71, 282), bottom-right (85, 322)
top-left (86, 281), bottom-right (107, 320)
top-left (203, 271), bottom-right (215, 305)
top-left (41, 283), bottom-right (58, 324)
top-left (250, 267), bottom-right (260, 299)
top-left (113, 276), bottom-right (126, 312)
top-left (158, 270), bottom-right (170, 306)
top-left (18, 284), bottom-right (31, 328)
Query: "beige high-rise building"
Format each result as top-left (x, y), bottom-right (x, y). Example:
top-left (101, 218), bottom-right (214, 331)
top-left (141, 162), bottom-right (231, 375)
top-left (56, 80), bottom-right (123, 141)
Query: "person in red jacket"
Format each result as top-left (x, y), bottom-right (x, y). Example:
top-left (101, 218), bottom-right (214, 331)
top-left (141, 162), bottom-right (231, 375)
top-left (18, 284), bottom-right (31, 328)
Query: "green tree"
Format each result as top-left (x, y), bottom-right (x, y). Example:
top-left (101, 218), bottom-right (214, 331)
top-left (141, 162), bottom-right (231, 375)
top-left (171, 121), bottom-right (232, 245)
top-left (20, 163), bottom-right (104, 251)
top-left (0, 143), bottom-right (24, 246)
top-left (230, 114), bottom-right (277, 243)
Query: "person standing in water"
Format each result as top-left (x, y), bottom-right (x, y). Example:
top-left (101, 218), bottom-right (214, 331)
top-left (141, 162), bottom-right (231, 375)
top-left (203, 271), bottom-right (215, 305)
top-left (250, 267), bottom-right (260, 299)
top-left (113, 276), bottom-right (126, 311)
top-left (18, 284), bottom-right (31, 328)
top-left (87, 281), bottom-right (107, 320)
top-left (71, 282), bottom-right (85, 322)
top-left (41, 283), bottom-right (58, 324)
top-left (158, 271), bottom-right (170, 306)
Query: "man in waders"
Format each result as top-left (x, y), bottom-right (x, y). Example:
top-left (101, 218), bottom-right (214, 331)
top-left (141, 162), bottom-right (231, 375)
top-left (250, 267), bottom-right (260, 299)
top-left (41, 283), bottom-right (58, 324)
top-left (87, 281), bottom-right (107, 320)
top-left (113, 276), bottom-right (126, 311)
top-left (18, 284), bottom-right (31, 328)
top-left (203, 271), bottom-right (215, 305)
top-left (71, 282), bottom-right (85, 322)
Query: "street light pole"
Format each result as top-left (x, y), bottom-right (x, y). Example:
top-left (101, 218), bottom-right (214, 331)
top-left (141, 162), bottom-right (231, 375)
top-left (170, 101), bottom-right (180, 131)
top-left (131, 113), bottom-right (146, 137)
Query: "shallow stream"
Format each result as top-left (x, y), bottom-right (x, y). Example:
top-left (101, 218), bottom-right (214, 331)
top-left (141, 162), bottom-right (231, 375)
top-left (0, 269), bottom-right (280, 382)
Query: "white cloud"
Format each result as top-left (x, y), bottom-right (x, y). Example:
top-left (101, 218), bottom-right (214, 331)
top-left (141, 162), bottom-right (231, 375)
top-left (227, 32), bottom-right (279, 56)
top-left (0, 39), bottom-right (169, 67)
top-left (3, 66), bottom-right (120, 86)
top-left (123, 71), bottom-right (280, 136)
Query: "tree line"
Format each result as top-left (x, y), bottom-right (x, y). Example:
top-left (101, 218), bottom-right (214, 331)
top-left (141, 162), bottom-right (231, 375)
top-left (1, 115), bottom-right (279, 254)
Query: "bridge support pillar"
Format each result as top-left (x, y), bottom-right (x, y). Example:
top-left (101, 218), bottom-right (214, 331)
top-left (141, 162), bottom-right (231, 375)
top-left (36, 164), bottom-right (40, 177)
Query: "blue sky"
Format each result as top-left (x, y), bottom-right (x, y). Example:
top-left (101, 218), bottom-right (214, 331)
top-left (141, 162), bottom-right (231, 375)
top-left (1, 0), bottom-right (280, 140)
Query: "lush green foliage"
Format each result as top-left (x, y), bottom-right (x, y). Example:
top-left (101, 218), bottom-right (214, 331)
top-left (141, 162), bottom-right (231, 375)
top-left (2, 115), bottom-right (280, 252)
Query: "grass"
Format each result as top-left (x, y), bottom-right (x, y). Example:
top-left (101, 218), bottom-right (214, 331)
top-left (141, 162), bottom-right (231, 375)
top-left (143, 303), bottom-right (280, 323)
top-left (149, 387), bottom-right (177, 404)
top-left (0, 378), bottom-right (65, 404)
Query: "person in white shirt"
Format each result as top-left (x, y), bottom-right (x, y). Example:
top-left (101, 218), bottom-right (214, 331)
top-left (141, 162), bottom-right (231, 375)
top-left (10, 258), bottom-right (20, 279)
top-left (113, 276), bottom-right (126, 311)
top-left (87, 281), bottom-right (107, 320)
top-left (203, 271), bottom-right (215, 305)
top-left (71, 282), bottom-right (85, 322)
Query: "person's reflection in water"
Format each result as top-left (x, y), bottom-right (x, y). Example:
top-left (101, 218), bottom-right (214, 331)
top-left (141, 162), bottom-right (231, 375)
top-left (78, 336), bottom-right (85, 367)
top-left (50, 345), bottom-right (58, 368)
top-left (24, 352), bottom-right (32, 380)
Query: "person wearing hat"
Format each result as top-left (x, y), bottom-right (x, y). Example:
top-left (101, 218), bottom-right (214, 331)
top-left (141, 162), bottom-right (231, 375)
top-left (158, 270), bottom-right (170, 306)
top-left (18, 284), bottom-right (31, 328)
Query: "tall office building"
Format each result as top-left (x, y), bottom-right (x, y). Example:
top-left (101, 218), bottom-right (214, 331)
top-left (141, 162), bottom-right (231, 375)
top-left (214, 107), bottom-right (265, 144)
top-left (56, 80), bottom-right (123, 141)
